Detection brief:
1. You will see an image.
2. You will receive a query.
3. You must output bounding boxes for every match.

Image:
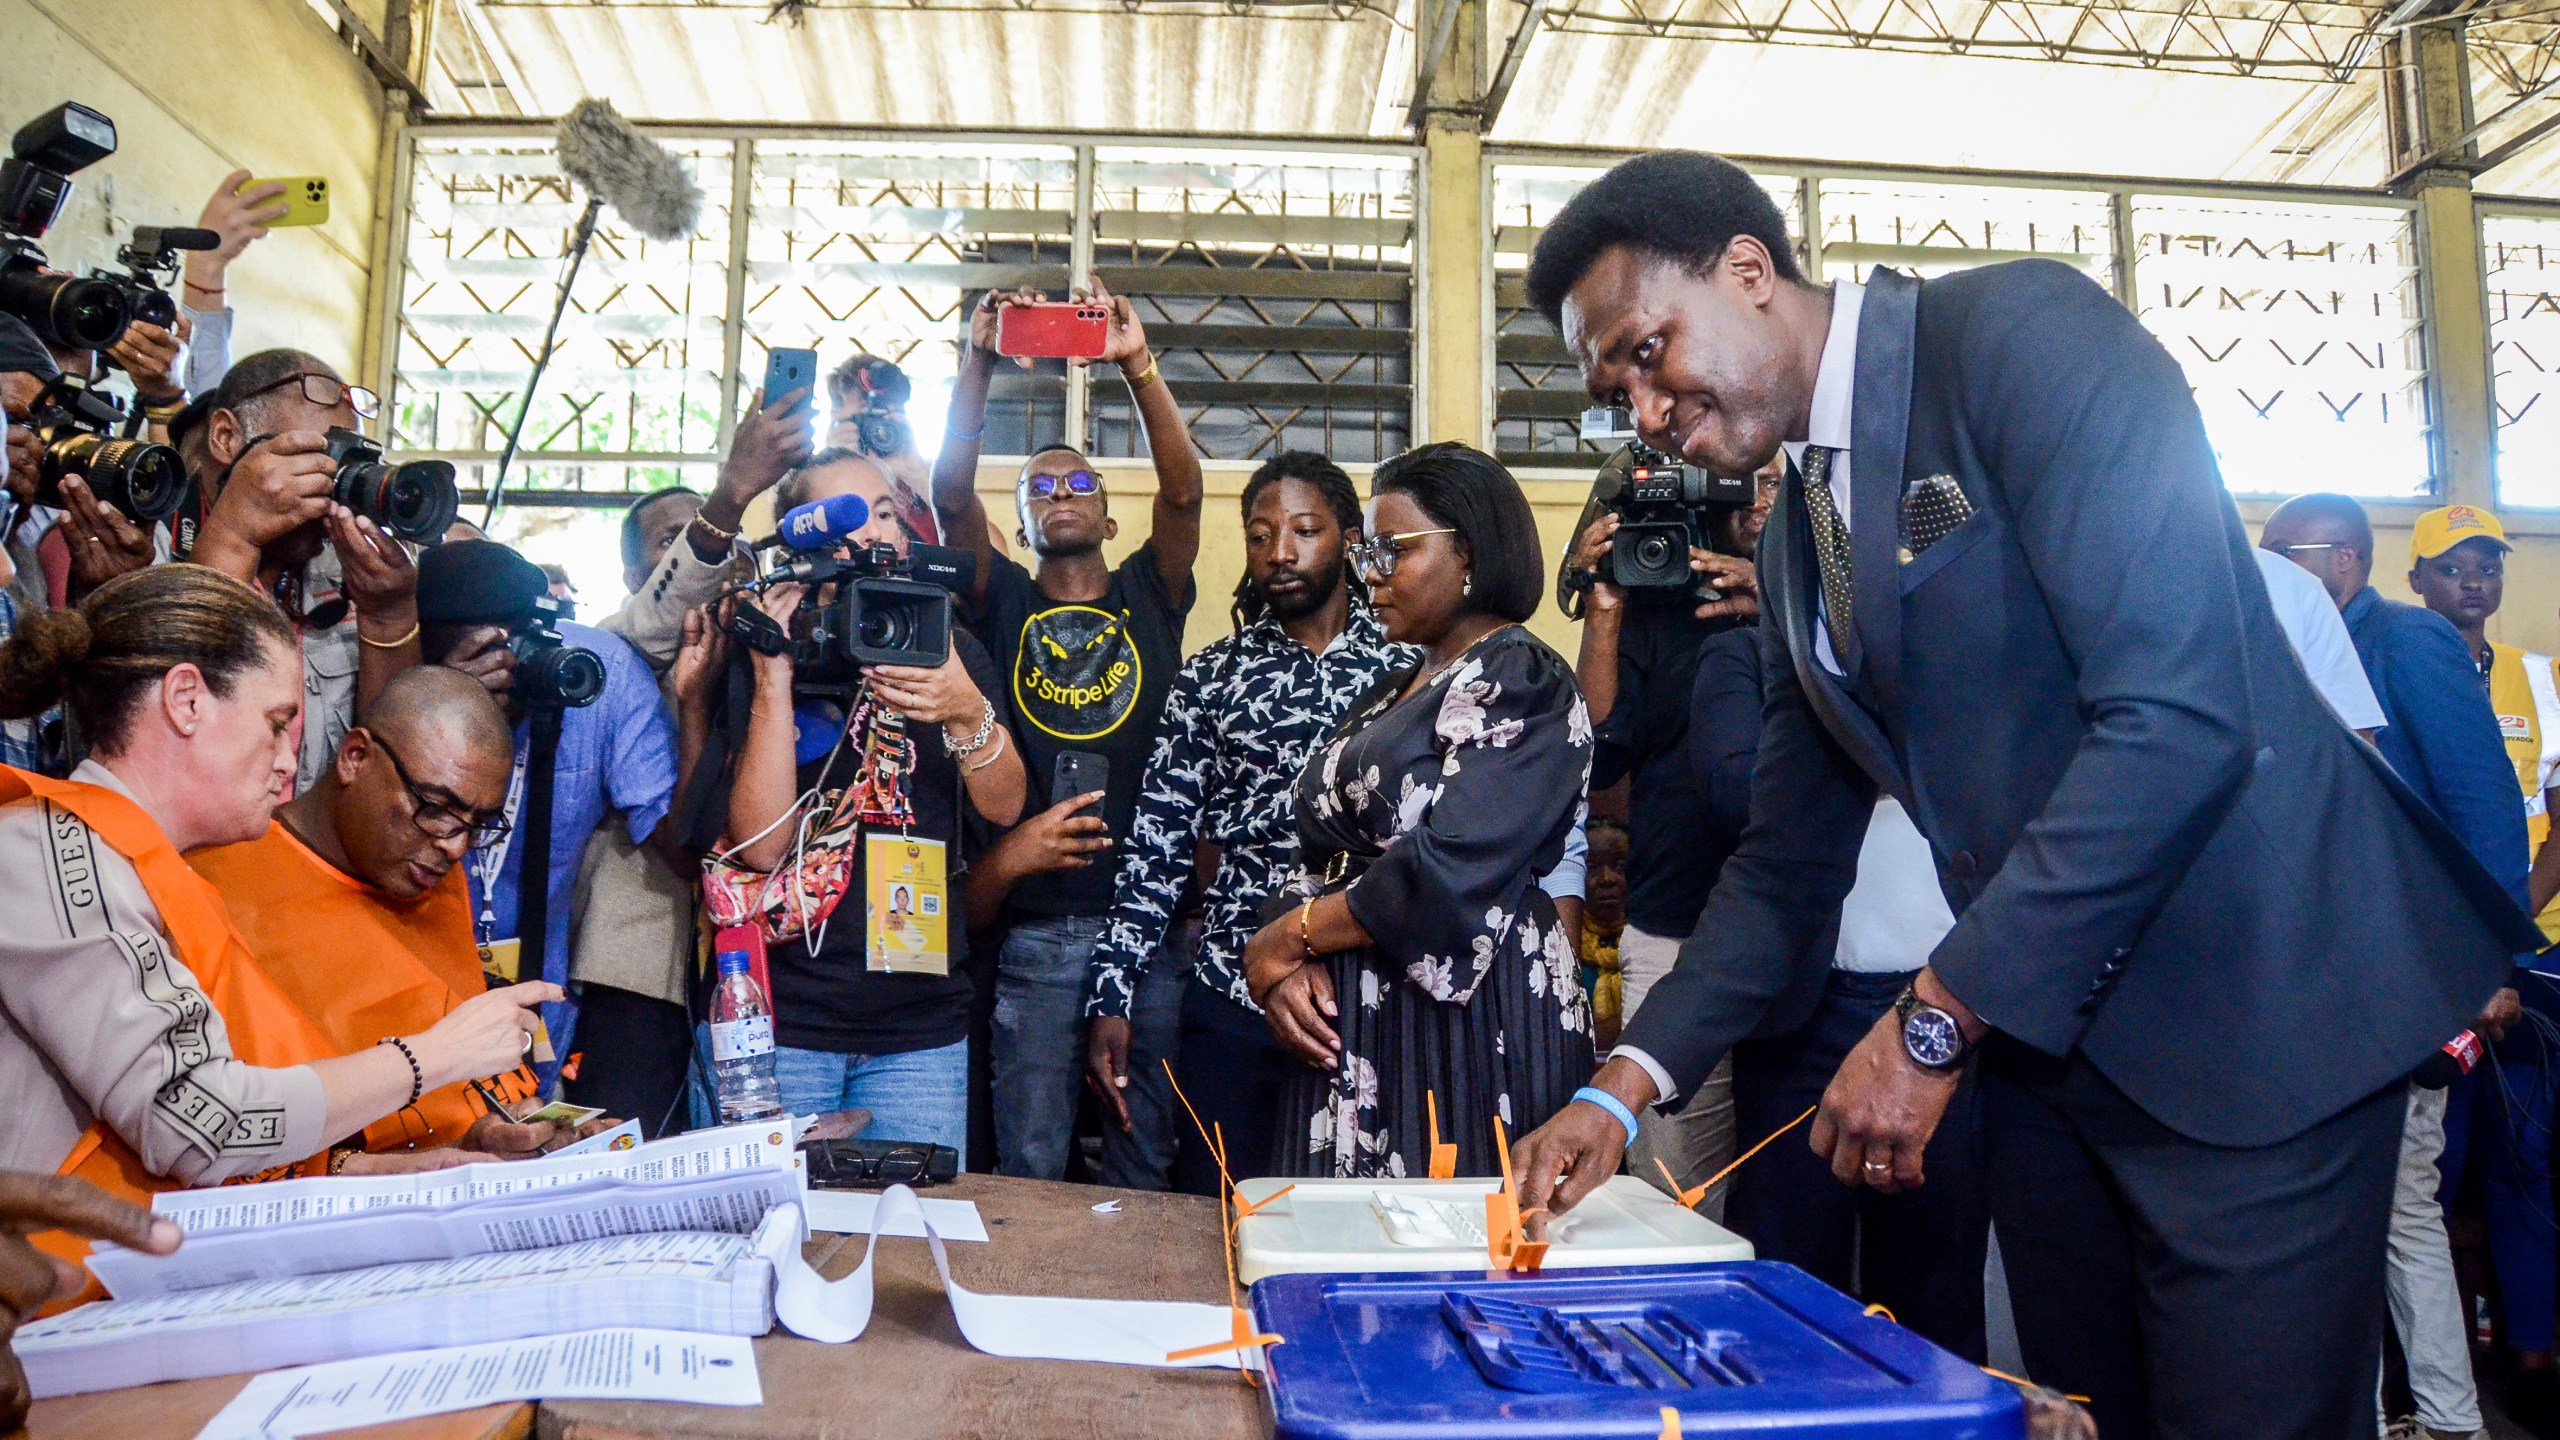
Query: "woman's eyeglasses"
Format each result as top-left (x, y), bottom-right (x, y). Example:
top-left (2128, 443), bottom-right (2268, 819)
top-left (234, 371), bottom-right (382, 420)
top-left (364, 729), bottom-right (513, 844)
top-left (1347, 528), bottom-right (1456, 582)
top-left (1022, 469), bottom-right (1103, 501)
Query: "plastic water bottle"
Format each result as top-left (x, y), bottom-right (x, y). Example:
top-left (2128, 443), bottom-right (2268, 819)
top-left (709, 949), bottom-right (782, 1122)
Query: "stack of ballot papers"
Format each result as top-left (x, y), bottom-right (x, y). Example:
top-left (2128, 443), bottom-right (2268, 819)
top-left (13, 1121), bottom-right (803, 1399)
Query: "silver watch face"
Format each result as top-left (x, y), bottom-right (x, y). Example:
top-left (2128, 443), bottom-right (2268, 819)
top-left (1903, 1006), bottom-right (1965, 1068)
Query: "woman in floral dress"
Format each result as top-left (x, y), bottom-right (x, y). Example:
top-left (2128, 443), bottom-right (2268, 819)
top-left (1242, 443), bottom-right (1594, 1178)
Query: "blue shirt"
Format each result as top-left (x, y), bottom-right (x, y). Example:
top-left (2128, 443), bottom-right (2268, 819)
top-left (466, 619), bottom-right (677, 1078)
top-left (2341, 586), bottom-right (2531, 914)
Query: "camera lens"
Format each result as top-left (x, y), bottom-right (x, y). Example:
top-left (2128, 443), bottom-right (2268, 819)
top-left (0, 268), bottom-right (130, 350)
top-left (39, 434), bottom-right (187, 524)
top-left (338, 457), bottom-right (459, 543)
top-left (521, 644), bottom-right (606, 709)
top-left (857, 413), bottom-right (909, 458)
top-left (126, 281), bottom-right (175, 332)
top-left (857, 606), bottom-right (913, 652)
top-left (1634, 531), bottom-right (1679, 573)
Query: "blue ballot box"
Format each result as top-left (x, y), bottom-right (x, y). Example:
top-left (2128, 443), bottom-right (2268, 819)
top-left (1253, 1261), bottom-right (2026, 1439)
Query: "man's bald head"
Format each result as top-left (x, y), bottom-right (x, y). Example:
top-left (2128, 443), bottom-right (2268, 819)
top-left (327, 667), bottom-right (516, 900)
top-left (2261, 492), bottom-right (2375, 609)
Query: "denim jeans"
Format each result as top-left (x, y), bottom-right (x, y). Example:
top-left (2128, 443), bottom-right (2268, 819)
top-left (991, 913), bottom-right (1184, 1183)
top-left (765, 1039), bottom-right (971, 1168)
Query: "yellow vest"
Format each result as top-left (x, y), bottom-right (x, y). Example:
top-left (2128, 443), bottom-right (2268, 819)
top-left (2487, 642), bottom-right (2560, 942)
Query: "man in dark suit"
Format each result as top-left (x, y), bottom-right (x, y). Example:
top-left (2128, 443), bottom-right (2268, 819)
top-left (1509, 151), bottom-right (2540, 1440)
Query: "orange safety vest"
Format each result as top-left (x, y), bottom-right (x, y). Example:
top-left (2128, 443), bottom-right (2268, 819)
top-left (1, 767), bottom-right (340, 1310)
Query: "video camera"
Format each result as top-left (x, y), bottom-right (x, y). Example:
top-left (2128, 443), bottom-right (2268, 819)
top-left (0, 103), bottom-right (143, 351)
top-left (842, 358), bottom-right (911, 459)
top-left (1579, 405), bottom-right (1754, 602)
top-left (507, 594), bottom-right (605, 711)
top-left (99, 225), bottom-right (218, 332)
top-left (28, 376), bottom-right (187, 524)
top-left (324, 426), bottom-right (459, 543)
top-left (729, 540), bottom-right (969, 693)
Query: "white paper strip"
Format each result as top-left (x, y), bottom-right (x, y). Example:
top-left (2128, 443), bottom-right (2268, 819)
top-left (801, 1189), bottom-right (990, 1243)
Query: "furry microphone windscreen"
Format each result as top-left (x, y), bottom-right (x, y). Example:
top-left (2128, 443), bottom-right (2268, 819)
top-left (553, 98), bottom-right (700, 243)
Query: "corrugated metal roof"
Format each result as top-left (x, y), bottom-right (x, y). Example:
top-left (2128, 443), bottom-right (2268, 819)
top-left (452, 0), bottom-right (2560, 196)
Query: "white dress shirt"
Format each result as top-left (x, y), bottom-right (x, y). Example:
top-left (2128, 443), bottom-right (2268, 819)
top-left (1783, 280), bottom-right (1866, 677)
top-left (2249, 548), bottom-right (2386, 732)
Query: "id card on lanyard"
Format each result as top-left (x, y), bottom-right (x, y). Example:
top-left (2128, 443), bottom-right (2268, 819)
top-left (865, 834), bottom-right (949, 975)
top-left (470, 745), bottom-right (555, 1062)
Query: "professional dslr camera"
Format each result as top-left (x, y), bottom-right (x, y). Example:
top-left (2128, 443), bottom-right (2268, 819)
top-left (1575, 406), bottom-right (1754, 604)
top-left (0, 102), bottom-right (142, 351)
top-left (841, 358), bottom-right (911, 458)
top-left (27, 376), bottom-right (187, 524)
top-left (324, 427), bottom-right (459, 543)
top-left (506, 594), bottom-right (606, 711)
top-left (729, 541), bottom-right (969, 693)
top-left (98, 225), bottom-right (218, 333)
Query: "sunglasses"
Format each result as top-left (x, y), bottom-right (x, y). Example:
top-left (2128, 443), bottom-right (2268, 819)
top-left (1023, 469), bottom-right (1103, 501)
top-left (233, 371), bottom-right (381, 421)
top-left (1347, 527), bottom-right (1456, 581)
top-left (364, 729), bottom-right (513, 845)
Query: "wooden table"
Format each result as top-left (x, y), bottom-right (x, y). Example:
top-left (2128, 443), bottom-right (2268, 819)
top-left (18, 1174), bottom-right (1257, 1440)
top-left (543, 1174), bottom-right (1264, 1440)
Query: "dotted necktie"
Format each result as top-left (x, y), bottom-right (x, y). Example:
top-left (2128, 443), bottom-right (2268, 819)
top-left (1799, 445), bottom-right (1856, 668)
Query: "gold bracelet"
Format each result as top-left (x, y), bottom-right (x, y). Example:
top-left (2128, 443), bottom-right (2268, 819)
top-left (1127, 357), bottom-right (1161, 391)
top-left (1297, 896), bottom-right (1318, 961)
top-left (358, 620), bottom-right (421, 650)
top-left (690, 511), bottom-right (740, 544)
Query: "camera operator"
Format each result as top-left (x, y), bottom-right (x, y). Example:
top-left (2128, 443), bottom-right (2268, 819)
top-left (826, 353), bottom-right (939, 544)
top-left (709, 450), bottom-right (1026, 1160)
top-left (0, 318), bottom-right (55, 772)
top-left (187, 348), bottom-right (419, 789)
top-left (419, 539), bottom-right (681, 1093)
top-left (1563, 457), bottom-right (1778, 1207)
top-left (561, 388), bottom-right (812, 1134)
top-left (932, 281), bottom-right (1205, 1181)
top-left (176, 171), bottom-right (290, 398)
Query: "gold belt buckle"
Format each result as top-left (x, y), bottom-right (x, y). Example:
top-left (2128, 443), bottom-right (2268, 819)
top-left (1322, 851), bottom-right (1352, 886)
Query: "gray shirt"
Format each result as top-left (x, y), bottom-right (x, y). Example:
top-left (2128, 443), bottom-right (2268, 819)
top-left (0, 760), bottom-right (329, 1181)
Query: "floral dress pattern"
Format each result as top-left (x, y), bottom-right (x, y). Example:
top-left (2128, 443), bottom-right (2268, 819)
top-left (1273, 627), bottom-right (1595, 1178)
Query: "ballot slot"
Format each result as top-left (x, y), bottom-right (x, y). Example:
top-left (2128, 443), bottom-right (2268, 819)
top-left (1233, 1175), bottom-right (1753, 1284)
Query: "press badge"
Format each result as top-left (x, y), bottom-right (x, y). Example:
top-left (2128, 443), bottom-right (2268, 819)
top-left (865, 835), bottom-right (950, 976)
top-left (477, 937), bottom-right (556, 1062)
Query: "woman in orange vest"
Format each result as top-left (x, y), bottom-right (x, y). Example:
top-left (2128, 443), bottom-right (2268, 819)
top-left (0, 565), bottom-right (556, 1292)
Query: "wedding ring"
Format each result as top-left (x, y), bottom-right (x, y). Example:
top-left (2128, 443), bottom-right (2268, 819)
top-left (1862, 1159), bottom-right (1891, 1172)
top-left (521, 1029), bottom-right (535, 1058)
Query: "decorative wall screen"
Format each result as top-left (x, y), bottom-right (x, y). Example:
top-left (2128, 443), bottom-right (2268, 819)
top-left (2489, 211), bottom-right (2560, 509)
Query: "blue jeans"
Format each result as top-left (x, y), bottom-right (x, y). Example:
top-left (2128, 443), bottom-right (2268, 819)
top-left (684, 1028), bottom-right (969, 1167)
top-left (991, 914), bottom-right (1184, 1184)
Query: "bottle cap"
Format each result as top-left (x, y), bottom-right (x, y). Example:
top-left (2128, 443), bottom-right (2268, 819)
top-left (716, 949), bottom-right (752, 977)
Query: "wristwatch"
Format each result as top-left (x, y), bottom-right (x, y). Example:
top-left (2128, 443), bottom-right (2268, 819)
top-left (1893, 984), bottom-right (1971, 1071)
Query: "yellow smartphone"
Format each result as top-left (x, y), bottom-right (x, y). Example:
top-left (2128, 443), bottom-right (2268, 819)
top-left (245, 175), bottom-right (330, 227)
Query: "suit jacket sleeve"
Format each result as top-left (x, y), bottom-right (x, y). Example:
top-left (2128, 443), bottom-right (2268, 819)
top-left (1614, 606), bottom-right (1869, 1100)
top-left (1925, 262), bottom-right (2262, 1054)
top-left (2380, 615), bottom-right (2533, 913)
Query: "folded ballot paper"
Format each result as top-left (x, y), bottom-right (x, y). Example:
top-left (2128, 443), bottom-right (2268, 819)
top-left (15, 1122), bottom-right (802, 1399)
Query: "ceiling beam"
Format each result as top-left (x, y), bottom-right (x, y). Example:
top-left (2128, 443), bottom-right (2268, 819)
top-left (1482, 0), bottom-right (1550, 129)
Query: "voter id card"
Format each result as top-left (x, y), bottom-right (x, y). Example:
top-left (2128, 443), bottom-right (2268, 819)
top-left (865, 835), bottom-right (949, 976)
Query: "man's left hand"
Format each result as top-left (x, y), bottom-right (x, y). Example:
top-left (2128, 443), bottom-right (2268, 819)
top-left (1691, 550), bottom-right (1759, 621)
top-left (2479, 985), bottom-right (2524, 1044)
top-left (1082, 276), bottom-right (1150, 372)
top-left (328, 507), bottom-right (418, 629)
top-left (1808, 1010), bottom-right (1960, 1194)
top-left (104, 318), bottom-right (186, 407)
top-left (56, 475), bottom-right (156, 594)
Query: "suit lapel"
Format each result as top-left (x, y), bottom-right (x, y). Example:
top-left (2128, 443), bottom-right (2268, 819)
top-left (1766, 458), bottom-right (1909, 800)
top-left (1848, 268), bottom-right (1919, 729)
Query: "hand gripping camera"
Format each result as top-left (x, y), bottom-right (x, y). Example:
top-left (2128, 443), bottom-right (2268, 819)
top-left (0, 103), bottom-right (139, 351)
top-left (323, 427), bottom-right (459, 544)
top-left (1582, 406), bottom-right (1754, 603)
top-left (29, 376), bottom-right (188, 524)
top-left (506, 594), bottom-right (606, 711)
top-left (729, 542), bottom-right (969, 695)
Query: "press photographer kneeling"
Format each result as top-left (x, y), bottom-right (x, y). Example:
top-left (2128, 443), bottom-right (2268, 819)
top-left (706, 449), bottom-right (1026, 1162)
top-left (1562, 421), bottom-right (1772, 1207)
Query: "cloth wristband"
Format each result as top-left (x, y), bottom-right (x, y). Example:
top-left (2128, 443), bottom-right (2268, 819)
top-left (1573, 1085), bottom-right (1639, 1147)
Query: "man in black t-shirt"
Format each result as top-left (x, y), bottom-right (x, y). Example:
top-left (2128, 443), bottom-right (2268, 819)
top-left (931, 280), bottom-right (1203, 1181)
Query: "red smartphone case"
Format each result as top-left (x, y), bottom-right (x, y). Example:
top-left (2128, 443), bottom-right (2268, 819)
top-left (998, 303), bottom-right (1111, 359)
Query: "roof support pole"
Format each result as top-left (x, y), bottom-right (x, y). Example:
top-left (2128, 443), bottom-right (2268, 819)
top-left (1414, 0), bottom-right (1492, 448)
top-left (2391, 19), bottom-right (2496, 507)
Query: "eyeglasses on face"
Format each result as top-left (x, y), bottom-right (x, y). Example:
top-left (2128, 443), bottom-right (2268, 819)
top-left (236, 371), bottom-right (381, 421)
top-left (1022, 469), bottom-right (1103, 501)
top-left (362, 729), bottom-right (512, 845)
top-left (1347, 527), bottom-right (1457, 581)
top-left (2268, 542), bottom-right (2348, 558)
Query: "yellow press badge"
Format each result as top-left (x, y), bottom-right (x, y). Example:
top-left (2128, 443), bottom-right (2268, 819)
top-left (477, 937), bottom-right (556, 1062)
top-left (865, 835), bottom-right (949, 976)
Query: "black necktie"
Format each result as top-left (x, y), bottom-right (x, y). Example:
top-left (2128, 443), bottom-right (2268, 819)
top-left (1799, 445), bottom-right (1857, 671)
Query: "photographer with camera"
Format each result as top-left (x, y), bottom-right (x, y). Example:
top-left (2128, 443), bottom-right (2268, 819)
top-left (1562, 453), bottom-right (1778, 1207)
top-left (187, 348), bottom-right (454, 789)
top-left (419, 539), bottom-right (680, 1093)
top-left (827, 353), bottom-right (938, 545)
top-left (931, 280), bottom-right (1205, 1181)
top-left (707, 450), bottom-right (1026, 1161)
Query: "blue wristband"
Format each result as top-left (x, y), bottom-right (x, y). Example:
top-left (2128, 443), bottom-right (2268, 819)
top-left (1573, 1086), bottom-right (1639, 1147)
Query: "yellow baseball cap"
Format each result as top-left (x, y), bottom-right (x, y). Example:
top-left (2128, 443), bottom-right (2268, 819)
top-left (2411, 504), bottom-right (2512, 567)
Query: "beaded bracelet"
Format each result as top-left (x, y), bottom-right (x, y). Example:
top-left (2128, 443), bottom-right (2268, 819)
top-left (379, 1035), bottom-right (424, 1108)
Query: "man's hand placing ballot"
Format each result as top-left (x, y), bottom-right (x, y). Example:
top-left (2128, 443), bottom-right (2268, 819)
top-left (1515, 1054), bottom-right (1661, 1236)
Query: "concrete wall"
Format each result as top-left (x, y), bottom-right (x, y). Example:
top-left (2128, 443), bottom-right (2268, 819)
top-left (0, 0), bottom-right (384, 375)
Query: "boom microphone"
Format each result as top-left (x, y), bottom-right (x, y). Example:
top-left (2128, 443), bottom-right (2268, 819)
top-left (553, 98), bottom-right (699, 243)
top-left (771, 492), bottom-right (871, 551)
